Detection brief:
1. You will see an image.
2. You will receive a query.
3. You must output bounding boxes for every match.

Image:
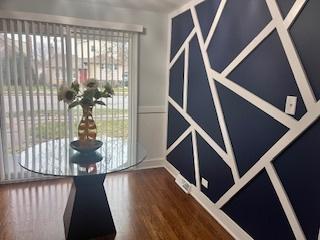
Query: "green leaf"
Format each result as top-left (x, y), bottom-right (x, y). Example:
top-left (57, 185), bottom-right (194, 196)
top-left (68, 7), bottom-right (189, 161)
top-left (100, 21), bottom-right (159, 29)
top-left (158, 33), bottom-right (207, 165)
top-left (101, 92), bottom-right (113, 98)
top-left (103, 82), bottom-right (114, 95)
top-left (80, 97), bottom-right (94, 106)
top-left (94, 89), bottom-right (102, 99)
top-left (94, 100), bottom-right (106, 106)
top-left (71, 81), bottom-right (80, 93)
top-left (83, 88), bottom-right (96, 99)
top-left (68, 101), bottom-right (80, 109)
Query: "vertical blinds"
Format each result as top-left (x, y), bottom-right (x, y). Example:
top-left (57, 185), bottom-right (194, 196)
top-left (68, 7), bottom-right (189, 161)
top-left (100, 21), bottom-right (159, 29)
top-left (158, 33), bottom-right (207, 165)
top-left (0, 18), bottom-right (135, 182)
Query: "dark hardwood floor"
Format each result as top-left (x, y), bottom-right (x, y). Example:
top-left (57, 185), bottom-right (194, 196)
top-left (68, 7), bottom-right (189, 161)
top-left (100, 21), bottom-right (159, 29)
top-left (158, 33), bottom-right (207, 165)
top-left (0, 168), bottom-right (233, 240)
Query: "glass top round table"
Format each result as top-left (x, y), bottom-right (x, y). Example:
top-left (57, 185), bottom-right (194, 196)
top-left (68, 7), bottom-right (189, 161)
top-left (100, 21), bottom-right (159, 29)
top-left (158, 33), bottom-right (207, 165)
top-left (18, 138), bottom-right (147, 177)
top-left (18, 139), bottom-right (147, 240)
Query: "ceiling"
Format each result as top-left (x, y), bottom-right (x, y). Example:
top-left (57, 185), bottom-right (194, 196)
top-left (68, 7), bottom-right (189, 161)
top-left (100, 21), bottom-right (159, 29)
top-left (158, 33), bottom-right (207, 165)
top-left (62, 0), bottom-right (191, 12)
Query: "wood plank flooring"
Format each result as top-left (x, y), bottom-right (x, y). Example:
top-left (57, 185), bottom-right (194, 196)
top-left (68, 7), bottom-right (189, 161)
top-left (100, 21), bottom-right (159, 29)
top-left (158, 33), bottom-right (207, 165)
top-left (0, 168), bottom-right (233, 240)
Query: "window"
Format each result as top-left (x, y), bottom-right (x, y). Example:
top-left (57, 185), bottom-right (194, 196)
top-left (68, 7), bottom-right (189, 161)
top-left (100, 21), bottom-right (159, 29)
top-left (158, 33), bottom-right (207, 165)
top-left (0, 14), bottom-right (140, 182)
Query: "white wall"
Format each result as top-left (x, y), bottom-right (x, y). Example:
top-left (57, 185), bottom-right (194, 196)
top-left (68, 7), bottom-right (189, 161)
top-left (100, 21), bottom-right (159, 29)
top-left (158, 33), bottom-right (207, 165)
top-left (0, 0), bottom-right (168, 163)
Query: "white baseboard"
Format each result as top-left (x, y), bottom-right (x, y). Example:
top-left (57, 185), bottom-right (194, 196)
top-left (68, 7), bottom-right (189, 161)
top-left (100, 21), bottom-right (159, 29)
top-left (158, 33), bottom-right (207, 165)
top-left (134, 158), bottom-right (165, 170)
top-left (163, 160), bottom-right (253, 240)
top-left (163, 159), bottom-right (180, 177)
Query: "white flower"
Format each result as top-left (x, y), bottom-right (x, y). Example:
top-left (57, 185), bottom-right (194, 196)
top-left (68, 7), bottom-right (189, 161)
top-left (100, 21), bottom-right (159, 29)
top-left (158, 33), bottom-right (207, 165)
top-left (58, 85), bottom-right (76, 103)
top-left (84, 79), bottom-right (98, 89)
top-left (58, 85), bottom-right (66, 101)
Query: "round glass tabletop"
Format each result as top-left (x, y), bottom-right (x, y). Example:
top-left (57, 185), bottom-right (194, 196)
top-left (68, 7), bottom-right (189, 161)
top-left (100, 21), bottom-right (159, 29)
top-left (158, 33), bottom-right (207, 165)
top-left (18, 138), bottom-right (146, 177)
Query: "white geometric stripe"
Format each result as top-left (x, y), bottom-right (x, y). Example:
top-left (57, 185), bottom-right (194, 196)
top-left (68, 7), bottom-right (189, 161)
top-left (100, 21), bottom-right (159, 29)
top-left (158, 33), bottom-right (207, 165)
top-left (204, 0), bottom-right (227, 49)
top-left (166, 126), bottom-right (192, 155)
top-left (266, 0), bottom-right (316, 111)
top-left (183, 43), bottom-right (189, 111)
top-left (168, 97), bottom-right (231, 168)
top-left (211, 69), bottom-right (298, 129)
top-left (190, 6), bottom-right (240, 182)
top-left (221, 21), bottom-right (275, 77)
top-left (265, 163), bottom-right (306, 239)
top-left (284, 0), bottom-right (308, 28)
top-left (191, 129), bottom-right (201, 190)
top-left (169, 28), bottom-right (196, 70)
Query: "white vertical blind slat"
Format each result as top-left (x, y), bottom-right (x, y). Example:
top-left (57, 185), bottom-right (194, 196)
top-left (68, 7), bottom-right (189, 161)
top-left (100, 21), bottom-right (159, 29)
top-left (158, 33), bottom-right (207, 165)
top-left (93, 31), bottom-right (96, 80)
top-left (127, 33), bottom-right (133, 167)
top-left (59, 24), bottom-right (68, 172)
top-left (116, 33), bottom-right (120, 165)
top-left (111, 34), bottom-right (114, 168)
top-left (54, 24), bottom-right (62, 170)
top-left (46, 23), bottom-right (55, 174)
top-left (65, 26), bottom-right (73, 174)
top-left (10, 19), bottom-right (21, 179)
top-left (74, 28), bottom-right (80, 130)
top-left (3, 19), bottom-right (15, 180)
top-left (66, 26), bottom-right (73, 142)
top-left (78, 28), bottom-right (85, 130)
top-left (92, 30), bottom-right (97, 124)
top-left (39, 23), bottom-right (49, 169)
top-left (87, 28), bottom-right (90, 81)
top-left (128, 33), bottom-right (138, 166)
top-left (17, 20), bottom-right (29, 179)
top-left (32, 21), bottom-right (42, 172)
top-left (122, 34), bottom-right (125, 166)
top-left (104, 30), bottom-right (109, 160)
top-left (25, 21), bottom-right (36, 177)
top-left (0, 59), bottom-right (8, 180)
top-left (99, 29), bottom-right (103, 155)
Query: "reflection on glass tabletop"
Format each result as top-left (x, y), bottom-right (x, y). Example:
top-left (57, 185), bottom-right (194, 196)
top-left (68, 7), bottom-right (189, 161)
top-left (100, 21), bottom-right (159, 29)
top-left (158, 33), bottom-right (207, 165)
top-left (18, 138), bottom-right (146, 177)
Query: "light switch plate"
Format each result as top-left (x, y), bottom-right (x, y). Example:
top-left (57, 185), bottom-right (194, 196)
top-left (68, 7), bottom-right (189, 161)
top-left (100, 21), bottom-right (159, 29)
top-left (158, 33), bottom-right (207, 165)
top-left (285, 96), bottom-right (297, 115)
top-left (201, 178), bottom-right (208, 189)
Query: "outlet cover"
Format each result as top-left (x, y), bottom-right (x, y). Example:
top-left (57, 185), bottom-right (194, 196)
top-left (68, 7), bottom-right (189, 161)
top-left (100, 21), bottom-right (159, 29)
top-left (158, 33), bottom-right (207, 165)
top-left (175, 174), bottom-right (191, 194)
top-left (285, 96), bottom-right (297, 115)
top-left (201, 178), bottom-right (208, 189)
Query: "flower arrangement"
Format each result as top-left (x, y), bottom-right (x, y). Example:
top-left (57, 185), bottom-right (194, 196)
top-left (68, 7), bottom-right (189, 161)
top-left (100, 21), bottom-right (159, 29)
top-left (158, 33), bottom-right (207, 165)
top-left (58, 79), bottom-right (114, 109)
top-left (58, 79), bottom-right (114, 142)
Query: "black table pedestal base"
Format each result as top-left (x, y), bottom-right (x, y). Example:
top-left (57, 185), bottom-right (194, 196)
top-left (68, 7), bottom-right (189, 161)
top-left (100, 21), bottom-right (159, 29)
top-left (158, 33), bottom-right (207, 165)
top-left (63, 174), bottom-right (116, 240)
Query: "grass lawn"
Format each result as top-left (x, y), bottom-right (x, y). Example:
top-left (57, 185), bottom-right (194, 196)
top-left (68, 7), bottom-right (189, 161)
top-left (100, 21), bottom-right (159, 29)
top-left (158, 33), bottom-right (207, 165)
top-left (35, 119), bottom-right (128, 140)
top-left (6, 108), bottom-right (128, 118)
top-left (3, 86), bottom-right (128, 96)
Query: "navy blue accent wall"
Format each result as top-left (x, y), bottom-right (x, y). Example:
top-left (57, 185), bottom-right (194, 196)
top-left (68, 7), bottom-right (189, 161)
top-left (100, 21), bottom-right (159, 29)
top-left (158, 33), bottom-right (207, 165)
top-left (216, 82), bottom-right (288, 176)
top-left (169, 51), bottom-right (185, 107)
top-left (170, 10), bottom-right (194, 60)
top-left (167, 1), bottom-right (320, 238)
top-left (274, 119), bottom-right (320, 240)
top-left (290, 0), bottom-right (320, 100)
top-left (222, 170), bottom-right (295, 240)
top-left (197, 133), bottom-right (234, 203)
top-left (195, 0), bottom-right (221, 40)
top-left (228, 30), bottom-right (307, 119)
top-left (187, 35), bottom-right (225, 150)
top-left (207, 0), bottom-right (271, 72)
top-left (167, 103), bottom-right (190, 148)
top-left (167, 134), bottom-right (196, 185)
